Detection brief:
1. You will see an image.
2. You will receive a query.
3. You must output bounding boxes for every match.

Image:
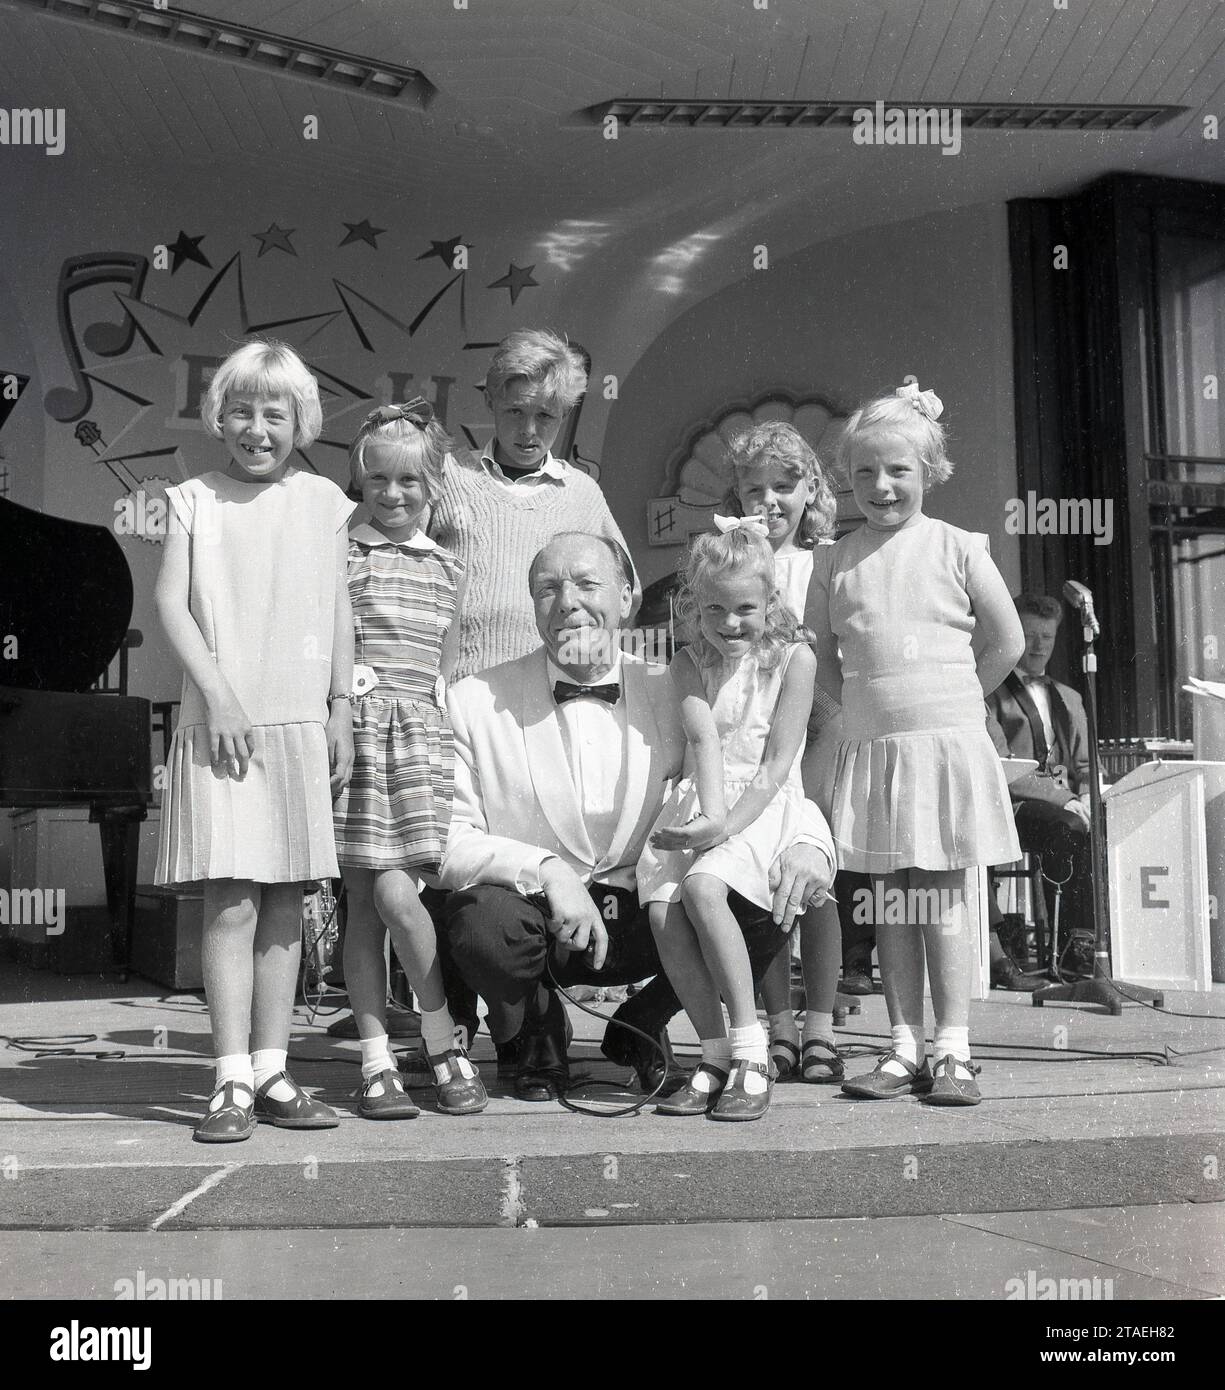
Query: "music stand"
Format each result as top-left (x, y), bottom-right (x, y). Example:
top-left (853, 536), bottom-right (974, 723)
top-left (1033, 599), bottom-right (1164, 1015)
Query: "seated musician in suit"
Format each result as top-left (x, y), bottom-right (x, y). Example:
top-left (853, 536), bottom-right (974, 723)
top-left (441, 531), bottom-right (835, 1102)
top-left (986, 592), bottom-right (1093, 975)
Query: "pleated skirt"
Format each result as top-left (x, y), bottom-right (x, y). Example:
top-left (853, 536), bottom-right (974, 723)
top-left (332, 697), bottom-right (453, 873)
top-left (830, 727), bottom-right (1021, 874)
top-left (155, 721), bottom-right (339, 886)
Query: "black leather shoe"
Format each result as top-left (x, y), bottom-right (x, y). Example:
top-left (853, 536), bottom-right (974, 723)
top-left (991, 960), bottom-right (1047, 992)
top-left (194, 1081), bottom-right (255, 1143)
top-left (514, 995), bottom-right (569, 1102)
top-left (495, 1032), bottom-right (524, 1083)
top-left (839, 967), bottom-right (874, 995)
top-left (841, 1051), bottom-right (933, 1099)
top-left (655, 1063), bottom-right (729, 1115)
top-left (253, 1072), bottom-right (340, 1129)
top-left (709, 1059), bottom-right (774, 1122)
top-left (600, 1022), bottom-right (686, 1097)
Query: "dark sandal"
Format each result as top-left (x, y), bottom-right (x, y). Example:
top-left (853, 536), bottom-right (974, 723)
top-left (840, 1050), bottom-right (933, 1100)
top-left (358, 1068), bottom-right (420, 1120)
top-left (922, 1054), bottom-right (982, 1106)
top-left (655, 1063), bottom-right (730, 1116)
top-left (253, 1072), bottom-right (340, 1129)
top-left (426, 1047), bottom-right (489, 1116)
top-left (194, 1081), bottom-right (255, 1144)
top-left (769, 1037), bottom-right (801, 1080)
top-left (709, 1059), bottom-right (774, 1122)
top-left (800, 1037), bottom-right (845, 1083)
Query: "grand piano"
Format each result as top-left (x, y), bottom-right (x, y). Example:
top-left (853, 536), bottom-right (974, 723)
top-left (0, 496), bottom-right (153, 975)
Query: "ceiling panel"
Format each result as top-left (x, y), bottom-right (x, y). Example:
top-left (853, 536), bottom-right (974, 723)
top-left (0, 0), bottom-right (1222, 257)
top-left (1140, 0), bottom-right (1219, 104)
top-left (1098, 0), bottom-right (1187, 102)
top-left (957, 1), bottom-right (1045, 101)
top-left (1077, 0), bottom-right (1161, 101)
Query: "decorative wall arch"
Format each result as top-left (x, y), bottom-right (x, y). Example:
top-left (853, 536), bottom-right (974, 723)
top-left (645, 390), bottom-right (853, 546)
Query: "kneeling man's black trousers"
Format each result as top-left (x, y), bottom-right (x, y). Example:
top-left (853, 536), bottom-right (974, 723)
top-left (445, 882), bottom-right (789, 1046)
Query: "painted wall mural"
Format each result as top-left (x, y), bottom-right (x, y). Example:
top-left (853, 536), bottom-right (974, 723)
top-left (36, 224), bottom-right (597, 544)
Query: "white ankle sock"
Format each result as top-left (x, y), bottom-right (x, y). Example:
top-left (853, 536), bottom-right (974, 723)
top-left (212, 1054), bottom-right (253, 1110)
top-left (420, 1005), bottom-right (476, 1082)
top-left (767, 1010), bottom-right (799, 1045)
top-left (802, 1011), bottom-right (836, 1046)
top-left (251, 1047), bottom-right (294, 1101)
top-left (729, 1023), bottom-right (769, 1094)
top-left (881, 1024), bottom-right (924, 1076)
top-left (693, 1037), bottom-right (732, 1092)
top-left (359, 1032), bottom-right (396, 1082)
top-left (420, 1005), bottom-right (458, 1056)
top-left (933, 1025), bottom-right (971, 1063)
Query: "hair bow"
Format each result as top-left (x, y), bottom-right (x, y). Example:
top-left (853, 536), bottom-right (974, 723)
top-left (895, 382), bottom-right (943, 420)
top-left (712, 513), bottom-right (771, 538)
top-left (367, 397), bottom-right (434, 430)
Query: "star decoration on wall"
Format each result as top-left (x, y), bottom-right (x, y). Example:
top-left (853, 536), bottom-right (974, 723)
top-left (340, 219), bottom-right (386, 249)
top-left (487, 262), bottom-right (538, 304)
top-left (418, 236), bottom-right (468, 267)
top-left (167, 231), bottom-right (211, 274)
top-left (252, 223), bottom-right (298, 258)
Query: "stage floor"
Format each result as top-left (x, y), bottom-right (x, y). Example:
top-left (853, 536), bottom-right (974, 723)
top-left (1, 964), bottom-right (1222, 1239)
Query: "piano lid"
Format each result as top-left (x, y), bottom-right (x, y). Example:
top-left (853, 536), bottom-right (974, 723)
top-left (0, 497), bottom-right (134, 692)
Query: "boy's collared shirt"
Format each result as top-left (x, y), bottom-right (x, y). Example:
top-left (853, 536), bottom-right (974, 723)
top-left (478, 443), bottom-right (568, 487)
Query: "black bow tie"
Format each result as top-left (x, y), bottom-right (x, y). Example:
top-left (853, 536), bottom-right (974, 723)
top-left (553, 680), bottom-right (620, 706)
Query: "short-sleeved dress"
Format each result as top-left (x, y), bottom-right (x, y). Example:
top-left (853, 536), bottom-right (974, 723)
top-left (637, 644), bottom-right (808, 913)
top-left (332, 525), bottom-right (463, 873)
top-left (812, 514), bottom-right (1020, 873)
top-left (155, 469), bottom-right (356, 885)
top-left (775, 543), bottom-right (840, 736)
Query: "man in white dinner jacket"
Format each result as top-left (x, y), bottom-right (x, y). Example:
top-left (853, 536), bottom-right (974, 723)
top-left (440, 531), bottom-right (836, 1101)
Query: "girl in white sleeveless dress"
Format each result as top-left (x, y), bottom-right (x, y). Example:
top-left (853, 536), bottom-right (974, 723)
top-left (637, 527), bottom-right (833, 1122)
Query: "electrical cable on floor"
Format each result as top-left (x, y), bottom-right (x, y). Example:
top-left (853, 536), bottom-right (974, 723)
top-left (1107, 982), bottom-right (1225, 1021)
top-left (545, 959), bottom-right (671, 1117)
top-left (1, 1033), bottom-right (125, 1060)
top-left (831, 1026), bottom-right (1225, 1065)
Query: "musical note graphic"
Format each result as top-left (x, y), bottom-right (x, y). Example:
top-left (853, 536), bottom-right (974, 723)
top-left (44, 253), bottom-right (151, 422)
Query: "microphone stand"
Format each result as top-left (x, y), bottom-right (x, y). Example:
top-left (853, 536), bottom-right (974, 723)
top-left (1033, 606), bottom-right (1164, 1015)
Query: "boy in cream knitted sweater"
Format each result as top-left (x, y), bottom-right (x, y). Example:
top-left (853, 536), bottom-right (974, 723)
top-left (428, 328), bottom-right (639, 683)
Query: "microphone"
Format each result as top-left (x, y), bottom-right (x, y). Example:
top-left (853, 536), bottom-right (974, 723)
top-left (1062, 579), bottom-right (1100, 637)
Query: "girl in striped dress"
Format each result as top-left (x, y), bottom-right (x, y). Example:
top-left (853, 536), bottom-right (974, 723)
top-left (333, 403), bottom-right (487, 1119)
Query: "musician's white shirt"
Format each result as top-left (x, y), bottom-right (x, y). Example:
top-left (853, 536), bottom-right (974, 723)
top-left (544, 653), bottom-right (628, 876)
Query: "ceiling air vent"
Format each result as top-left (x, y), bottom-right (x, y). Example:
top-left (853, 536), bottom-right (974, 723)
top-left (578, 99), bottom-right (1185, 132)
top-left (4, 0), bottom-right (435, 106)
